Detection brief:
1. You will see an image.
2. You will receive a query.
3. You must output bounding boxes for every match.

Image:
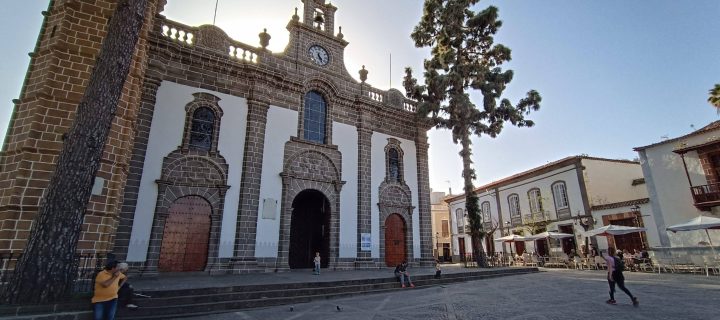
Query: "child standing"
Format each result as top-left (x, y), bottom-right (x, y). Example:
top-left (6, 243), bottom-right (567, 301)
top-left (434, 260), bottom-right (442, 279)
top-left (313, 252), bottom-right (321, 275)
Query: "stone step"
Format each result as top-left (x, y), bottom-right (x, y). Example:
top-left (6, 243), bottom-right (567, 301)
top-left (0, 268), bottom-right (537, 320)
top-left (118, 268), bottom-right (537, 319)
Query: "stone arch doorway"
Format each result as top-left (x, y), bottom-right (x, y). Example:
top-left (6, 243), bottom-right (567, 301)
top-left (158, 195), bottom-right (211, 272)
top-left (289, 189), bottom-right (331, 269)
top-left (385, 213), bottom-right (406, 267)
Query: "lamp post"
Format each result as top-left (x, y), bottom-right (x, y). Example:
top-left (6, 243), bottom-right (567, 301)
top-left (435, 232), bottom-right (440, 261)
top-left (630, 205), bottom-right (646, 249)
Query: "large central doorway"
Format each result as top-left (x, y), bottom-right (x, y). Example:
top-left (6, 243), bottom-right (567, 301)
top-left (289, 190), bottom-right (330, 269)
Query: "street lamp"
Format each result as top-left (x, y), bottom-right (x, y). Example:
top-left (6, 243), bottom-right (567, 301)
top-left (630, 205), bottom-right (646, 249)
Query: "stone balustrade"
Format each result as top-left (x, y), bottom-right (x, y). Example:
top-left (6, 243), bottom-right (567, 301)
top-left (157, 18), bottom-right (418, 112)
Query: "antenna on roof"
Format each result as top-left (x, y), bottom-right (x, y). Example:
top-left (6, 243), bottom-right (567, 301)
top-left (445, 180), bottom-right (451, 195)
top-left (213, 0), bottom-right (219, 25)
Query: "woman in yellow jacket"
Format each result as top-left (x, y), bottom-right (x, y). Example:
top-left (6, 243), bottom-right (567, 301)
top-left (91, 260), bottom-right (126, 320)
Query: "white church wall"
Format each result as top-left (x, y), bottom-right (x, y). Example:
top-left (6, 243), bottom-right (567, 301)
top-left (333, 122), bottom-right (359, 258)
top-left (370, 133), bottom-right (420, 259)
top-left (127, 81), bottom-right (248, 261)
top-left (255, 106), bottom-right (298, 257)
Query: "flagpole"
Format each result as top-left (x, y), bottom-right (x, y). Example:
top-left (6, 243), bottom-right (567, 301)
top-left (213, 0), bottom-right (219, 25)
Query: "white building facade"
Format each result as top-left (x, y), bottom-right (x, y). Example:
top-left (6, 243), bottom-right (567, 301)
top-left (446, 156), bottom-right (654, 261)
top-left (635, 121), bottom-right (720, 254)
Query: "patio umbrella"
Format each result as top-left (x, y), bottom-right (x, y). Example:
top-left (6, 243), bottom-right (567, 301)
top-left (666, 215), bottom-right (720, 255)
top-left (586, 224), bottom-right (646, 237)
top-left (526, 231), bottom-right (574, 240)
top-left (494, 234), bottom-right (528, 257)
top-left (495, 234), bottom-right (528, 242)
top-left (526, 231), bottom-right (574, 257)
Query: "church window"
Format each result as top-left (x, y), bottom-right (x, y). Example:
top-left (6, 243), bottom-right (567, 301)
top-left (303, 91), bottom-right (327, 143)
top-left (388, 148), bottom-right (401, 181)
top-left (189, 107), bottom-right (215, 151)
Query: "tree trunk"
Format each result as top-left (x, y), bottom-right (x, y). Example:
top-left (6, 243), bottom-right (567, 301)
top-left (460, 129), bottom-right (487, 268)
top-left (2, 0), bottom-right (149, 305)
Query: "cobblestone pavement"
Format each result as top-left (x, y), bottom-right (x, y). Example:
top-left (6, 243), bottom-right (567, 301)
top-left (185, 268), bottom-right (720, 320)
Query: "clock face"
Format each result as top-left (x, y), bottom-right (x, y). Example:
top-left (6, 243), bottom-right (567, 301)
top-left (308, 45), bottom-right (329, 66)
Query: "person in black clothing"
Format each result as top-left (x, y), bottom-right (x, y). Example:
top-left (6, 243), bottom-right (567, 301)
top-left (605, 248), bottom-right (639, 306)
top-left (394, 261), bottom-right (414, 288)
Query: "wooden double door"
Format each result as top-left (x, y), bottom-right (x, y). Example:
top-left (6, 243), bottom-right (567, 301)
top-left (158, 196), bottom-right (211, 272)
top-left (385, 214), bottom-right (406, 267)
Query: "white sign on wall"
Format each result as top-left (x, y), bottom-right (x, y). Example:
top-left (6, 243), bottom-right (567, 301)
top-left (262, 198), bottom-right (277, 220)
top-left (361, 233), bottom-right (371, 251)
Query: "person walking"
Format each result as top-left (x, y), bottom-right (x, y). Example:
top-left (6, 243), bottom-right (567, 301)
top-left (92, 260), bottom-right (126, 320)
top-left (604, 247), bottom-right (639, 306)
top-left (313, 252), bottom-right (321, 275)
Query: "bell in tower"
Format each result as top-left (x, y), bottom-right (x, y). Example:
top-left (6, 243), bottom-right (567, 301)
top-left (302, 0), bottom-right (337, 35)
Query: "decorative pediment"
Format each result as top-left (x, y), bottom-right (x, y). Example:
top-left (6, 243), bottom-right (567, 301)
top-left (285, 150), bottom-right (340, 183)
top-left (379, 183), bottom-right (412, 207)
top-left (195, 25), bottom-right (231, 53)
top-left (162, 155), bottom-right (227, 186)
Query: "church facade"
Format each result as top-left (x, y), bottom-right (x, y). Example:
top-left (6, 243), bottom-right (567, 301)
top-left (0, 0), bottom-right (433, 275)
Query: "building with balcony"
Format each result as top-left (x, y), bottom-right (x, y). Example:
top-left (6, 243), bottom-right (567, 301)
top-left (430, 191), bottom-right (452, 262)
top-left (445, 156), bottom-right (657, 260)
top-left (635, 121), bottom-right (720, 250)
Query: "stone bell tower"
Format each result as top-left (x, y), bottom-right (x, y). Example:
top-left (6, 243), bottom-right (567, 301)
top-left (302, 0), bottom-right (337, 34)
top-left (0, 0), bottom-right (165, 255)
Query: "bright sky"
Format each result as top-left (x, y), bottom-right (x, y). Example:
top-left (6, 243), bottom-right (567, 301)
top-left (1, 1), bottom-right (718, 195)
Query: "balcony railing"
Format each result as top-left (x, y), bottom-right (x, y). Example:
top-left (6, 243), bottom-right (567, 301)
top-left (691, 182), bottom-right (720, 210)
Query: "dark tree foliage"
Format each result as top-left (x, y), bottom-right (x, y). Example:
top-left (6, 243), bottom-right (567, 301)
top-left (2, 0), bottom-right (149, 304)
top-left (710, 83), bottom-right (720, 113)
top-left (404, 0), bottom-right (541, 267)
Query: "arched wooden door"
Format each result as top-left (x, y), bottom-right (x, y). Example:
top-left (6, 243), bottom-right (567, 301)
top-left (385, 214), bottom-right (406, 267)
top-left (159, 196), bottom-right (211, 272)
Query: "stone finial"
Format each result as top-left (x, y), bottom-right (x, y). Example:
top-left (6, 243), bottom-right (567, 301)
top-left (359, 65), bottom-right (368, 83)
top-left (259, 28), bottom-right (271, 49)
top-left (337, 26), bottom-right (344, 39)
top-left (292, 7), bottom-right (299, 22)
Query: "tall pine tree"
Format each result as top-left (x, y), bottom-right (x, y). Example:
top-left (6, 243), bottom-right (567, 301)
top-left (404, 0), bottom-right (541, 267)
top-left (3, 0), bottom-right (149, 304)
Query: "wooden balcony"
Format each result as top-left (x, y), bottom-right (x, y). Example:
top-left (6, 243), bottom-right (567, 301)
top-left (691, 182), bottom-right (720, 210)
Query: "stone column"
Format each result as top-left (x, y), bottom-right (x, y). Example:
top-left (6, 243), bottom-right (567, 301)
top-left (415, 128), bottom-right (434, 266)
top-left (355, 119), bottom-right (374, 268)
top-left (115, 76), bottom-right (162, 264)
top-left (231, 98), bottom-right (270, 273)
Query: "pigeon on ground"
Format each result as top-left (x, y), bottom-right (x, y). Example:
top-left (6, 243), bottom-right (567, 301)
top-left (336, 305), bottom-right (342, 311)
top-left (290, 306), bottom-right (294, 312)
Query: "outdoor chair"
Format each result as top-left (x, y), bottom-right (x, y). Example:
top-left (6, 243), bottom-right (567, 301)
top-left (594, 256), bottom-right (606, 270)
top-left (526, 255), bottom-right (539, 267)
top-left (703, 256), bottom-right (720, 276)
top-left (559, 254), bottom-right (570, 269)
top-left (573, 256), bottom-right (583, 270)
top-left (690, 255), bottom-right (711, 276)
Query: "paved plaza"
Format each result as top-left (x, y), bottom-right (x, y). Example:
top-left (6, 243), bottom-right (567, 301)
top-left (186, 268), bottom-right (720, 320)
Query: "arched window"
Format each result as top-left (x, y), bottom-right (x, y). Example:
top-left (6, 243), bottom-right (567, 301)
top-left (508, 194), bottom-right (521, 217)
top-left (552, 181), bottom-right (569, 210)
top-left (481, 201), bottom-right (491, 222)
top-left (388, 148), bottom-right (401, 181)
top-left (303, 91), bottom-right (327, 143)
top-left (189, 107), bottom-right (215, 151)
top-left (528, 188), bottom-right (543, 214)
top-left (455, 208), bottom-right (465, 234)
